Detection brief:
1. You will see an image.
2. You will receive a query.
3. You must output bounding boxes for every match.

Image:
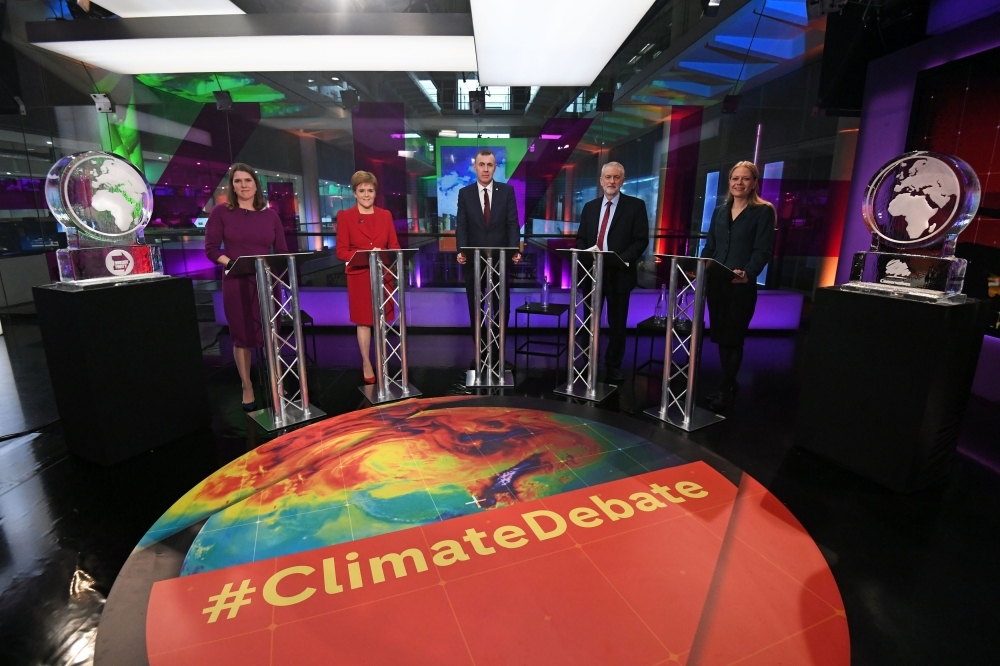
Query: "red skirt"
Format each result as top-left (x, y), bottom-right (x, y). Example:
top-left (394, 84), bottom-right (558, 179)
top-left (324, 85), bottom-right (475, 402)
top-left (347, 269), bottom-right (395, 326)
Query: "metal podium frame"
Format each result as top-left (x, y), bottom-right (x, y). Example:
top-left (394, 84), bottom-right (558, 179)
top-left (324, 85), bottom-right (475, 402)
top-left (227, 252), bottom-right (325, 431)
top-left (354, 248), bottom-right (421, 404)
top-left (463, 246), bottom-right (517, 388)
top-left (643, 254), bottom-right (734, 431)
top-left (552, 248), bottom-right (625, 402)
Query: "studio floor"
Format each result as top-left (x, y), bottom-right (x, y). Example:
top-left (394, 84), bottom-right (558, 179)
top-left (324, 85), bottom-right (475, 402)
top-left (0, 319), bottom-right (997, 665)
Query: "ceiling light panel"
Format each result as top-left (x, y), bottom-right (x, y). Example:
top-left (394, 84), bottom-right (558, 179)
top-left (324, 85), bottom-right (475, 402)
top-left (470, 0), bottom-right (657, 86)
top-left (33, 35), bottom-right (477, 74)
top-left (95, 0), bottom-right (244, 18)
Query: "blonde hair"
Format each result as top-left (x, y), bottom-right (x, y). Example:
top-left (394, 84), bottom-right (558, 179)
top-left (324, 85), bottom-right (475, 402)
top-left (725, 160), bottom-right (774, 209)
top-left (350, 170), bottom-right (378, 192)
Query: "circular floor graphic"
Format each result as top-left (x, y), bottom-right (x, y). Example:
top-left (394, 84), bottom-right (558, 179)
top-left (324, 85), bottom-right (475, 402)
top-left (97, 396), bottom-right (849, 665)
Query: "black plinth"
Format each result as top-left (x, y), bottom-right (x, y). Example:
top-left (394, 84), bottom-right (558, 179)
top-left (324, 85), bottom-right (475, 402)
top-left (33, 277), bottom-right (210, 465)
top-left (795, 286), bottom-right (987, 492)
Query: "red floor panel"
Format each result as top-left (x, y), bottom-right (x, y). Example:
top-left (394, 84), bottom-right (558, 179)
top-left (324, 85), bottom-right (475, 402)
top-left (271, 586), bottom-right (473, 665)
top-left (446, 547), bottom-right (670, 665)
top-left (146, 461), bottom-right (848, 665)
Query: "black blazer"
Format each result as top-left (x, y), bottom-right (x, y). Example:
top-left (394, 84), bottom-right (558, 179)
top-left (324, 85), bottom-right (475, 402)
top-left (575, 193), bottom-right (650, 294)
top-left (456, 180), bottom-right (519, 256)
top-left (701, 202), bottom-right (775, 281)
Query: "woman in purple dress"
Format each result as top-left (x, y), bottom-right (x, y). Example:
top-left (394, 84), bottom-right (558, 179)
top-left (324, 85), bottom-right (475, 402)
top-left (205, 163), bottom-right (288, 411)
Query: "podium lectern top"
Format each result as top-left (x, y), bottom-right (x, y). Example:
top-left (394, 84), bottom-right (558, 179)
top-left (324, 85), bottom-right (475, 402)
top-left (654, 254), bottom-right (736, 279)
top-left (557, 247), bottom-right (628, 269)
top-left (348, 248), bottom-right (416, 269)
top-left (226, 252), bottom-right (316, 277)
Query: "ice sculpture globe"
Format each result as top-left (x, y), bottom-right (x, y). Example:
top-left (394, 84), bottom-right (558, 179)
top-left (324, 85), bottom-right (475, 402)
top-left (44, 151), bottom-right (162, 285)
top-left (848, 150), bottom-right (980, 299)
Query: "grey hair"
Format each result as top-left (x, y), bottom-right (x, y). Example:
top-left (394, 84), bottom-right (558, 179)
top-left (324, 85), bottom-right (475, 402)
top-left (601, 161), bottom-right (625, 178)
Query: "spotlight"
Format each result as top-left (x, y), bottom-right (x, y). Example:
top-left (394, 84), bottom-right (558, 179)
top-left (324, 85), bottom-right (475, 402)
top-left (341, 89), bottom-right (360, 111)
top-left (91, 93), bottom-right (112, 113)
top-left (701, 0), bottom-right (722, 18)
top-left (213, 90), bottom-right (232, 111)
top-left (469, 89), bottom-right (485, 116)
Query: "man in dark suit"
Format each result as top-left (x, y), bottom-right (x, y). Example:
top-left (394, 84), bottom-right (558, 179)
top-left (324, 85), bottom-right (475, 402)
top-left (575, 161), bottom-right (649, 383)
top-left (456, 148), bottom-right (522, 337)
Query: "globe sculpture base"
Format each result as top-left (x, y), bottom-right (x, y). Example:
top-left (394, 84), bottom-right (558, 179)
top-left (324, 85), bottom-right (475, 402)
top-left (56, 244), bottom-right (163, 287)
top-left (847, 251), bottom-right (967, 301)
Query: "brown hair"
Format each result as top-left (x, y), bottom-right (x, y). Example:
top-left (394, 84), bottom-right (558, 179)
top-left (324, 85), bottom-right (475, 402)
top-left (725, 160), bottom-right (774, 209)
top-left (475, 148), bottom-right (495, 161)
top-left (350, 170), bottom-right (378, 192)
top-left (225, 163), bottom-right (267, 211)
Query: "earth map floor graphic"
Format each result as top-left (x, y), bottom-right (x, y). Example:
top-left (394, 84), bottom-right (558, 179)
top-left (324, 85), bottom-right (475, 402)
top-left (97, 397), bottom-right (849, 665)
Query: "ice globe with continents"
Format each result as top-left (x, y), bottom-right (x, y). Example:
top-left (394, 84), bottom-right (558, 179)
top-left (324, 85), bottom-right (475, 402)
top-left (45, 151), bottom-right (153, 242)
top-left (864, 151), bottom-right (980, 249)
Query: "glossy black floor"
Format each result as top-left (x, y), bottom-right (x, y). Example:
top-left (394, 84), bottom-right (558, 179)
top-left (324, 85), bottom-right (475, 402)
top-left (0, 317), bottom-right (998, 665)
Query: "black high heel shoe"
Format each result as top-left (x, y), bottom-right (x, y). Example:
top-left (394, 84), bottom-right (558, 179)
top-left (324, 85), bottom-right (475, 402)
top-left (706, 381), bottom-right (739, 404)
top-left (709, 381), bottom-right (740, 413)
top-left (242, 400), bottom-right (257, 412)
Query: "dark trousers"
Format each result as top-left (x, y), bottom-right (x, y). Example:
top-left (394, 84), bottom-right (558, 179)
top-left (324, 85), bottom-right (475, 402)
top-left (580, 288), bottom-right (631, 370)
top-left (603, 291), bottom-right (631, 369)
top-left (463, 254), bottom-right (512, 347)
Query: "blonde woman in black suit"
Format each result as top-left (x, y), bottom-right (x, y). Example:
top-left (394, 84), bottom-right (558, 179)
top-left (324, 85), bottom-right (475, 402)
top-left (701, 160), bottom-right (776, 412)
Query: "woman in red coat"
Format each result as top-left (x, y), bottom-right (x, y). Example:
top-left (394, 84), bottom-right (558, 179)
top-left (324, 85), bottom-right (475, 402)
top-left (335, 171), bottom-right (400, 383)
top-left (205, 163), bottom-right (288, 411)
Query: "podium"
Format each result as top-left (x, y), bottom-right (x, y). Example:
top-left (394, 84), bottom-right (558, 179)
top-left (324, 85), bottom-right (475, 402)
top-left (226, 252), bottom-right (325, 431)
top-left (464, 246), bottom-right (517, 388)
top-left (33, 277), bottom-right (209, 464)
top-left (553, 248), bottom-right (626, 402)
top-left (643, 255), bottom-right (734, 431)
top-left (795, 287), bottom-right (987, 491)
top-left (351, 249), bottom-right (421, 404)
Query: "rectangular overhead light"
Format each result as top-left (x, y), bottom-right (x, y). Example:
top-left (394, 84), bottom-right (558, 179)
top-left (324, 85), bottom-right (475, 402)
top-left (27, 13), bottom-right (477, 74)
top-left (93, 1), bottom-right (243, 17)
top-left (471, 0), bottom-right (656, 86)
top-left (32, 36), bottom-right (477, 74)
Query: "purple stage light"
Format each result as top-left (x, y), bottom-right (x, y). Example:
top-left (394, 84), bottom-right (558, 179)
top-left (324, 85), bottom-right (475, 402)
top-left (213, 287), bottom-right (804, 331)
top-left (972, 335), bottom-right (1000, 402)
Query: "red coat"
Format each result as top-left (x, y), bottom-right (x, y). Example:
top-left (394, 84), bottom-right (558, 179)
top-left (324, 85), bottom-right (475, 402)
top-left (335, 206), bottom-right (401, 326)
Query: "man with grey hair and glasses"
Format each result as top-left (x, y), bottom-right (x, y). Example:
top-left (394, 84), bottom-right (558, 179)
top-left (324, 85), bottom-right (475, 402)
top-left (574, 161), bottom-right (649, 384)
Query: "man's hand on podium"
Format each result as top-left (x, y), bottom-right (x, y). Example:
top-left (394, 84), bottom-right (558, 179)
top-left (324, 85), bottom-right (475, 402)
top-left (512, 253), bottom-right (522, 264)
top-left (732, 269), bottom-right (749, 284)
top-left (457, 252), bottom-right (467, 265)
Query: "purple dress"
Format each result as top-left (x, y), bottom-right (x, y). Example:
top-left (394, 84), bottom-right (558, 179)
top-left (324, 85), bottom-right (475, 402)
top-left (205, 204), bottom-right (289, 348)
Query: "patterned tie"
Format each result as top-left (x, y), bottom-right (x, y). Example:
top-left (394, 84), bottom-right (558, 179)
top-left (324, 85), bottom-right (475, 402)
top-left (483, 187), bottom-right (491, 228)
top-left (597, 200), bottom-right (612, 249)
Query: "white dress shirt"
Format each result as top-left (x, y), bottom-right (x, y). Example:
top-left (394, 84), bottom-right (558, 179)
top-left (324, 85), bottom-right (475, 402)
top-left (598, 193), bottom-right (620, 251)
top-left (478, 181), bottom-right (494, 213)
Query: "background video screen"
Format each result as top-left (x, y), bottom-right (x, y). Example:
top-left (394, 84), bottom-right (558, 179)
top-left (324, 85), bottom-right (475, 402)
top-left (436, 145), bottom-right (508, 218)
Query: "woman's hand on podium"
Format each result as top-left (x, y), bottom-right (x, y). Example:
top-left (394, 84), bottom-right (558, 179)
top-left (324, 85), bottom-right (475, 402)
top-left (732, 269), bottom-right (749, 284)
